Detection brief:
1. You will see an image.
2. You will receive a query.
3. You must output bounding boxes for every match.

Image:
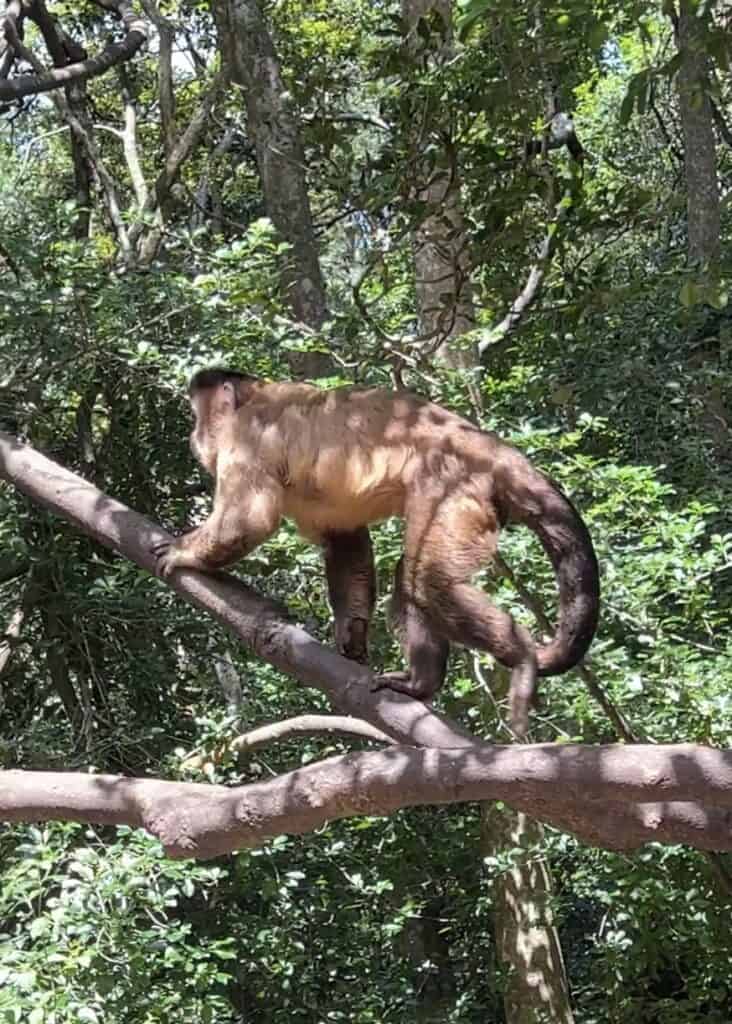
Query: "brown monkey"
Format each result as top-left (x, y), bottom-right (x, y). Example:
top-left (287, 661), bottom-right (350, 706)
top-left (153, 368), bottom-right (599, 706)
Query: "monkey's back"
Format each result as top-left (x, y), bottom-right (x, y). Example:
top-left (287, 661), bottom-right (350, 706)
top-left (245, 383), bottom-right (510, 540)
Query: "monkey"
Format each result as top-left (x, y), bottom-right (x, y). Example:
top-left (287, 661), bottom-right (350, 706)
top-left (524, 111), bottom-right (585, 164)
top-left (152, 368), bottom-right (599, 709)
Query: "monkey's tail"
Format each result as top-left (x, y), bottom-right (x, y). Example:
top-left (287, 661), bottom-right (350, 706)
top-left (502, 462), bottom-right (600, 676)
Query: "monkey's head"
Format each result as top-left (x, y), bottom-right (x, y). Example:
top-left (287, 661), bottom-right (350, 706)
top-left (187, 368), bottom-right (256, 473)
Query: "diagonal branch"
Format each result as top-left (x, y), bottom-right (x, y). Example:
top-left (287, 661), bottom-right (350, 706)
top-left (0, 0), bottom-right (148, 102)
top-left (0, 431), bottom-right (474, 751)
top-left (478, 188), bottom-right (568, 356)
top-left (128, 74), bottom-right (224, 263)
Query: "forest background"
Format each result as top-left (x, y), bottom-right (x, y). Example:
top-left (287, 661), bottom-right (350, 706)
top-left (1, 0), bottom-right (732, 1021)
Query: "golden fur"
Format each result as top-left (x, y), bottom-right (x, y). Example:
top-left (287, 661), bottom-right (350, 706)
top-left (153, 370), bottom-right (600, 702)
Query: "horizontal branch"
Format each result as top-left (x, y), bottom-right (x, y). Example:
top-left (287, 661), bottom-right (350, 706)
top-left (0, 1), bottom-right (148, 102)
top-left (3, 742), bottom-right (732, 859)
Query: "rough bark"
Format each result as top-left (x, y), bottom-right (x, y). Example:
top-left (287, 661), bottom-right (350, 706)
top-left (483, 806), bottom-right (575, 1024)
top-left (676, 0), bottom-right (720, 267)
top-left (3, 743), bottom-right (732, 859)
top-left (213, 0), bottom-right (330, 375)
top-left (2, 443), bottom-right (732, 852)
top-left (401, 0), bottom-right (477, 368)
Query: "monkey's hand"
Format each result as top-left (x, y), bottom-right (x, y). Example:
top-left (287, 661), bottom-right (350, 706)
top-left (151, 536), bottom-right (203, 579)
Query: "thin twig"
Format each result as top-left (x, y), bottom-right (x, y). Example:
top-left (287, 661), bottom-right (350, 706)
top-left (493, 553), bottom-right (640, 743)
top-left (182, 714), bottom-right (395, 770)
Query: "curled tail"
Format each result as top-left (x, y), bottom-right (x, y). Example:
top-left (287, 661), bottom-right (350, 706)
top-left (500, 456), bottom-right (600, 676)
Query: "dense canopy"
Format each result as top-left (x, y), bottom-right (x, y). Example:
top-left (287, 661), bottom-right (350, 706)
top-left (1, 0), bottom-right (731, 1021)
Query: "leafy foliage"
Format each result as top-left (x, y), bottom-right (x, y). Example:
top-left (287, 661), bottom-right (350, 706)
top-left (1, 0), bottom-right (732, 1020)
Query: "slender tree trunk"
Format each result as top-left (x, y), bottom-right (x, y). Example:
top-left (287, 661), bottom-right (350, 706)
top-left (213, 0), bottom-right (330, 375)
top-left (401, 0), bottom-right (477, 369)
top-left (676, 0), bottom-right (720, 267)
top-left (40, 599), bottom-right (82, 731)
top-left (482, 806), bottom-right (575, 1024)
top-left (400, 5), bottom-right (573, 1021)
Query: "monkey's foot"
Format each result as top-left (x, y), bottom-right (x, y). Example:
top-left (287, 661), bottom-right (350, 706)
top-left (370, 671), bottom-right (434, 702)
top-left (339, 646), bottom-right (369, 665)
top-left (151, 538), bottom-right (205, 579)
top-left (336, 618), bottom-right (370, 664)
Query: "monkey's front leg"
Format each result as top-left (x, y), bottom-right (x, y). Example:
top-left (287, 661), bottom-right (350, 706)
top-left (153, 477), bottom-right (283, 579)
top-left (323, 528), bottom-right (376, 664)
top-left (152, 523), bottom-right (254, 578)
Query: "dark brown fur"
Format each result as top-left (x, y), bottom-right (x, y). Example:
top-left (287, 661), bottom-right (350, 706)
top-left (153, 369), bottom-right (600, 709)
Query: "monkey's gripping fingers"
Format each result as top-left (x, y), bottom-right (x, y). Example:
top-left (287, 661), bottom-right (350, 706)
top-left (151, 537), bottom-right (195, 579)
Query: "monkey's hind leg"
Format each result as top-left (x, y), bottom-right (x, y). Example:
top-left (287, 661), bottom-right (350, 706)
top-left (371, 557), bottom-right (450, 701)
top-left (323, 528), bottom-right (376, 664)
top-left (382, 490), bottom-right (537, 721)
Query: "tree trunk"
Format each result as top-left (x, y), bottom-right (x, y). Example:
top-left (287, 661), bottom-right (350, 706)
top-left (400, 5), bottom-right (572, 1020)
top-left (213, 0), bottom-right (330, 375)
top-left (401, 0), bottom-right (477, 369)
top-left (676, 0), bottom-right (720, 267)
top-left (482, 805), bottom-right (575, 1024)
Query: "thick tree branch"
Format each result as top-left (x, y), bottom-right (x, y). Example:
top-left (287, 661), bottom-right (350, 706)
top-left (0, 0), bottom-right (147, 102)
top-left (2, 743), bottom-right (732, 859)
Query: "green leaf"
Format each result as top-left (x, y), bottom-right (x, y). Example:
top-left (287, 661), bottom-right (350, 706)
top-left (679, 280), bottom-right (697, 307)
top-left (456, 0), bottom-right (492, 38)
